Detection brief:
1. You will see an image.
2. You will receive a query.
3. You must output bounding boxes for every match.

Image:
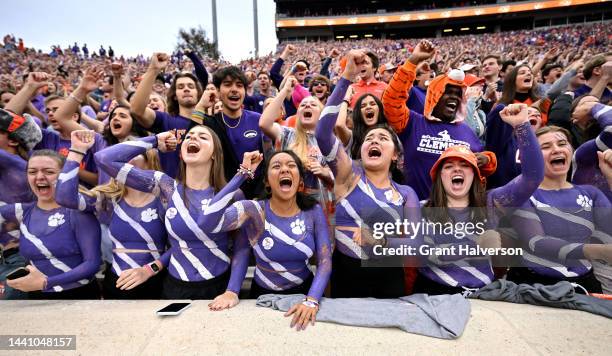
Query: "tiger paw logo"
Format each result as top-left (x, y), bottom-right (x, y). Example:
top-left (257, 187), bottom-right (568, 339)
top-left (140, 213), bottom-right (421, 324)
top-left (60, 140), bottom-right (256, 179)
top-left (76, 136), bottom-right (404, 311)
top-left (48, 213), bottom-right (65, 227)
top-left (166, 207), bottom-right (178, 220)
top-left (290, 219), bottom-right (305, 235)
top-left (141, 208), bottom-right (158, 223)
top-left (201, 199), bottom-right (211, 212)
top-left (262, 237), bottom-right (274, 250)
top-left (576, 195), bottom-right (592, 211)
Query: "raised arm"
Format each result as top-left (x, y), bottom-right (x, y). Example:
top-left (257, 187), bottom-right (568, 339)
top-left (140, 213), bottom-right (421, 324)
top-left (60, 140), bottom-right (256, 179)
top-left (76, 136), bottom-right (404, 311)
top-left (130, 53), bottom-right (169, 129)
top-left (55, 131), bottom-right (102, 215)
top-left (489, 104), bottom-right (544, 209)
top-left (334, 86), bottom-right (354, 147)
top-left (184, 49), bottom-right (209, 88)
top-left (111, 62), bottom-right (130, 107)
top-left (94, 133), bottom-right (176, 199)
top-left (199, 152), bottom-right (264, 232)
top-left (270, 45), bottom-right (294, 89)
top-left (259, 76), bottom-right (295, 141)
top-left (55, 66), bottom-right (105, 134)
top-left (5, 72), bottom-right (50, 115)
top-left (382, 40), bottom-right (434, 133)
top-left (589, 61), bottom-right (611, 100)
top-left (315, 50), bottom-right (364, 188)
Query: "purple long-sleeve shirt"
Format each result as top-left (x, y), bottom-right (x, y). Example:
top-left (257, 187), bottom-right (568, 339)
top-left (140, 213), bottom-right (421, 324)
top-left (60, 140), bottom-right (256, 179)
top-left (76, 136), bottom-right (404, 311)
top-left (572, 103), bottom-right (612, 202)
top-left (0, 149), bottom-right (33, 247)
top-left (315, 77), bottom-right (423, 260)
top-left (417, 121), bottom-right (544, 288)
top-left (184, 51), bottom-right (209, 88)
top-left (94, 136), bottom-right (246, 283)
top-left (512, 184), bottom-right (612, 279)
top-left (199, 173), bottom-right (332, 301)
top-left (56, 159), bottom-right (168, 275)
top-left (0, 202), bottom-right (101, 292)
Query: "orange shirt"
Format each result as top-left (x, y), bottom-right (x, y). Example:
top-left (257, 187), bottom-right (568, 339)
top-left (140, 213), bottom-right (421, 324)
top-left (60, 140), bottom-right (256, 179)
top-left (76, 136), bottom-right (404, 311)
top-left (281, 115), bottom-right (297, 128)
top-left (350, 78), bottom-right (388, 108)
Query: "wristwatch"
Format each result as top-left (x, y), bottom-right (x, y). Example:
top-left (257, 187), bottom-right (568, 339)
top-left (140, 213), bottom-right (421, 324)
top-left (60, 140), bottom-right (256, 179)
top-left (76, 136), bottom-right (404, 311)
top-left (146, 262), bottom-right (160, 274)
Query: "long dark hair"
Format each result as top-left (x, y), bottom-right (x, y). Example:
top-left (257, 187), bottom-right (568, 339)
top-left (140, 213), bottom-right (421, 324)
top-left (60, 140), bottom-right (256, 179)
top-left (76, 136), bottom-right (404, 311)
top-left (350, 94), bottom-right (388, 159)
top-left (262, 150), bottom-right (317, 211)
top-left (103, 105), bottom-right (148, 145)
top-left (167, 72), bottom-right (202, 116)
top-left (424, 162), bottom-right (487, 223)
top-left (499, 64), bottom-right (539, 106)
top-left (361, 124), bottom-right (404, 183)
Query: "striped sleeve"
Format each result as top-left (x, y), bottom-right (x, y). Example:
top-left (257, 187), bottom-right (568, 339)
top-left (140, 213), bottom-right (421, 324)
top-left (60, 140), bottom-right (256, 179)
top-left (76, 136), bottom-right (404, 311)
top-left (94, 136), bottom-right (175, 201)
top-left (382, 60), bottom-right (417, 134)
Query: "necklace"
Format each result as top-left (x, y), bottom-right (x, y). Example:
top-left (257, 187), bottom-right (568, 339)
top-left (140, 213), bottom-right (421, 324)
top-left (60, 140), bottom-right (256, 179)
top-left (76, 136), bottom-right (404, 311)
top-left (221, 112), bottom-right (242, 129)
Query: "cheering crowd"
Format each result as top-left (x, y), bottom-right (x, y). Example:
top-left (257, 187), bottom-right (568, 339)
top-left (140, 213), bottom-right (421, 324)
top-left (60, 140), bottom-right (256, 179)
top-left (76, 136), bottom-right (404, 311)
top-left (0, 21), bottom-right (611, 330)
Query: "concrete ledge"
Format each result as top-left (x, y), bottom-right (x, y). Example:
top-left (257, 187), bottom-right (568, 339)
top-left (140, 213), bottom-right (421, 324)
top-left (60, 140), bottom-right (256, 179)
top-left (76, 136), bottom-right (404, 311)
top-left (1, 299), bottom-right (610, 355)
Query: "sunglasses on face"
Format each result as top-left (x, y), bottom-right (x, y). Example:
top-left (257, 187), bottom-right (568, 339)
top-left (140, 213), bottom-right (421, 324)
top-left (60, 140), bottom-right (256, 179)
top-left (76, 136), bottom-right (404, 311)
top-left (312, 81), bottom-right (327, 87)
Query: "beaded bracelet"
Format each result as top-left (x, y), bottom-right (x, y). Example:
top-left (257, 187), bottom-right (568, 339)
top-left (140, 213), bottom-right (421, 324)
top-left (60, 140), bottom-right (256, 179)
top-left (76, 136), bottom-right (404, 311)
top-left (237, 165), bottom-right (254, 180)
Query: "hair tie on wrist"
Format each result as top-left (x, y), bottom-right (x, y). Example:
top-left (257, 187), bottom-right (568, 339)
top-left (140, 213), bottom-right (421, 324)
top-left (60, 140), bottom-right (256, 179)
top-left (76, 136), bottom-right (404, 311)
top-left (69, 148), bottom-right (86, 156)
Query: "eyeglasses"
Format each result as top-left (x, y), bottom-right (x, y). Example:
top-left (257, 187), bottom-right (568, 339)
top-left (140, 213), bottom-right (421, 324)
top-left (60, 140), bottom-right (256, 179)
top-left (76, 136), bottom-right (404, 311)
top-left (312, 81), bottom-right (327, 87)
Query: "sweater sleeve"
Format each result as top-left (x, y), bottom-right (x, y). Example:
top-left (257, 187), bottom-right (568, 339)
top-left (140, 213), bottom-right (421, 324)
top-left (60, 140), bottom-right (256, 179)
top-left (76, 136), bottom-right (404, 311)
top-left (572, 104), bottom-right (612, 182)
top-left (198, 173), bottom-right (250, 230)
top-left (306, 205), bottom-right (332, 301)
top-left (546, 69), bottom-right (576, 100)
top-left (270, 57), bottom-right (285, 90)
top-left (225, 226), bottom-right (251, 294)
top-left (55, 160), bottom-right (97, 214)
top-left (94, 136), bottom-right (175, 201)
top-left (0, 203), bottom-right (21, 233)
top-left (320, 57), bottom-right (332, 78)
top-left (488, 122), bottom-right (544, 209)
top-left (382, 60), bottom-right (417, 134)
top-left (315, 77), bottom-right (350, 159)
top-left (45, 210), bottom-right (101, 288)
top-left (185, 51), bottom-right (209, 87)
top-left (485, 104), bottom-right (514, 152)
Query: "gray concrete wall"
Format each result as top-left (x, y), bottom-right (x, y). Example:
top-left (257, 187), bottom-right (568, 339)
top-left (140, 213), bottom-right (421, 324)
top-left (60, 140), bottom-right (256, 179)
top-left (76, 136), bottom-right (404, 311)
top-left (1, 299), bottom-right (610, 355)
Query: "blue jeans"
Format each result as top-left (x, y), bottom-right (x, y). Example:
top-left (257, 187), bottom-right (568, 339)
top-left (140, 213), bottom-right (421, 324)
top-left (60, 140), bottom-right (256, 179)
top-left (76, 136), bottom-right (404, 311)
top-left (0, 252), bottom-right (28, 300)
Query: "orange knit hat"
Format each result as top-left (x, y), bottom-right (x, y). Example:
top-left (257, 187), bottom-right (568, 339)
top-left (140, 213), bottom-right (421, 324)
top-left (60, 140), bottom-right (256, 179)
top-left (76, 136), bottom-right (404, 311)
top-left (423, 69), bottom-right (467, 123)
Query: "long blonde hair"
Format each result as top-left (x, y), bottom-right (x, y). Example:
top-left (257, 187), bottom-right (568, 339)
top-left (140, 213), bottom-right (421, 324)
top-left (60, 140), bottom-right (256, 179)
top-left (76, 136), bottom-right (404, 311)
top-left (289, 98), bottom-right (324, 165)
top-left (81, 149), bottom-right (162, 206)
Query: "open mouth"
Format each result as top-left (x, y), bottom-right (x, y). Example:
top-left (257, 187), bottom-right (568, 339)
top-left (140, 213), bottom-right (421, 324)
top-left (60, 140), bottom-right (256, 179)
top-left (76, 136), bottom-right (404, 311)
top-left (550, 157), bottom-right (566, 168)
top-left (365, 110), bottom-right (375, 119)
top-left (186, 142), bottom-right (200, 154)
top-left (451, 175), bottom-right (465, 188)
top-left (523, 78), bottom-right (532, 85)
top-left (303, 110), bottom-right (313, 119)
top-left (446, 100), bottom-right (458, 111)
top-left (36, 183), bottom-right (51, 194)
top-left (149, 104), bottom-right (159, 110)
top-left (112, 121), bottom-right (122, 130)
top-left (228, 95), bottom-right (241, 104)
top-left (368, 146), bottom-right (382, 158)
top-left (279, 177), bottom-right (293, 191)
top-left (529, 118), bottom-right (539, 126)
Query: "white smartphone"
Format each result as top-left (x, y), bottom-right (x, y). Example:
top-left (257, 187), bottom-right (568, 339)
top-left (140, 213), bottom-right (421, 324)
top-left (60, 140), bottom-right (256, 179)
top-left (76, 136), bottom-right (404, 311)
top-left (156, 303), bottom-right (191, 316)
